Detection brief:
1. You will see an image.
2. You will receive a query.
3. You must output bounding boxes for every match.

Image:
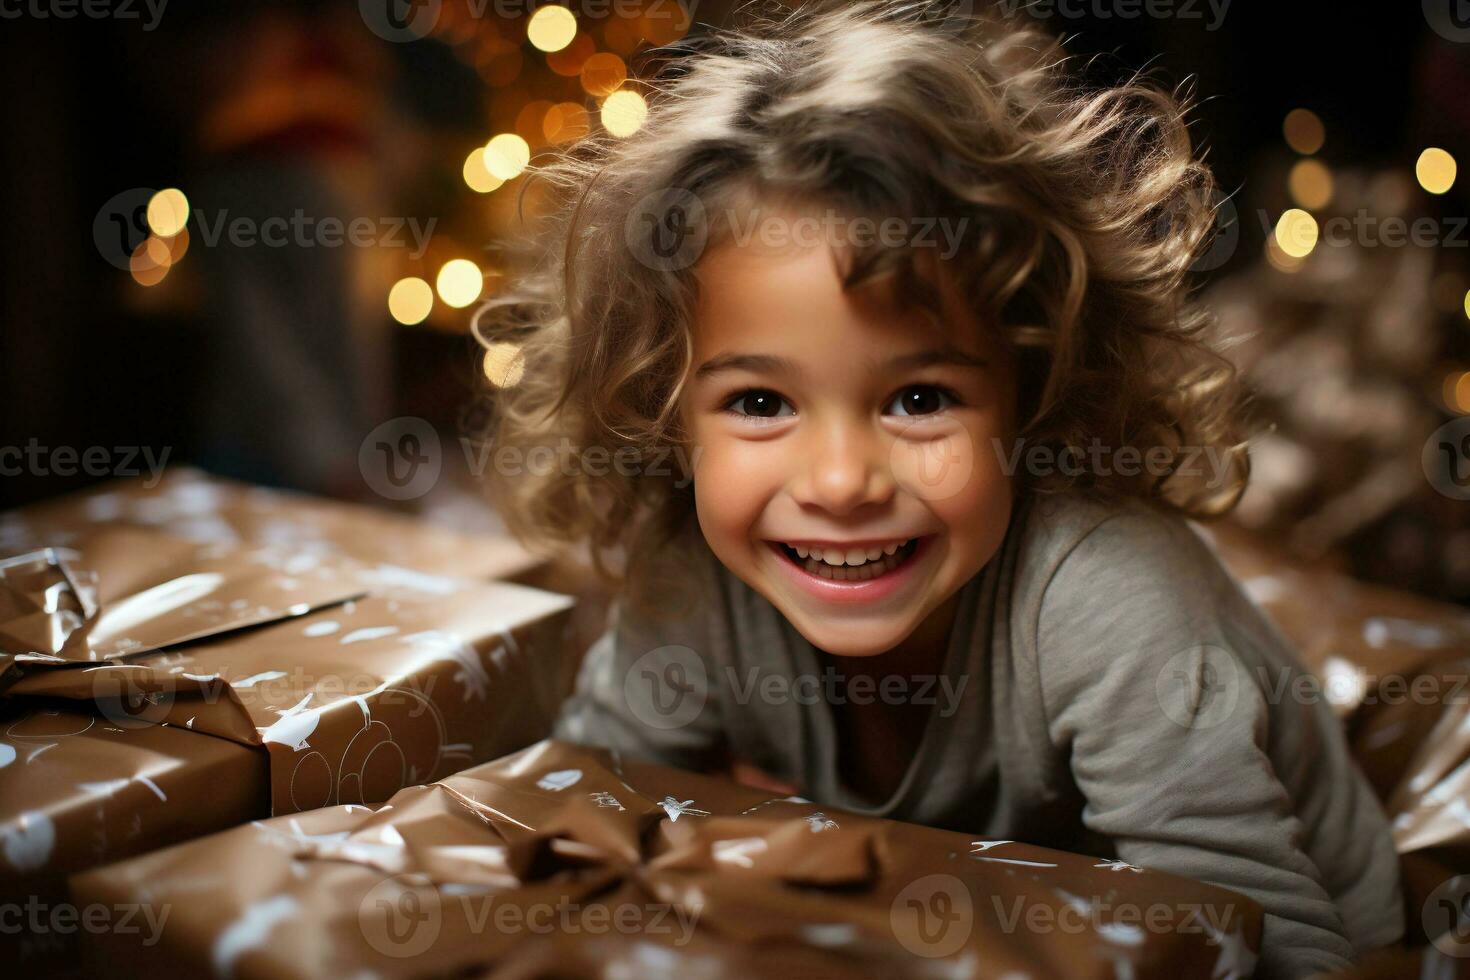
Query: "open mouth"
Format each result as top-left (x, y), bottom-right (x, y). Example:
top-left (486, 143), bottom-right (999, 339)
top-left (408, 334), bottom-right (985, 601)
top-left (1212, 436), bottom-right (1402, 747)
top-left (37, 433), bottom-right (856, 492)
top-left (770, 537), bottom-right (923, 583)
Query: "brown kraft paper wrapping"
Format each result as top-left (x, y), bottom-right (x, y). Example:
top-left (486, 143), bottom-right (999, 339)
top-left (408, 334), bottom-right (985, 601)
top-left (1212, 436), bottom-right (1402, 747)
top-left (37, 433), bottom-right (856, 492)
top-left (0, 466), bottom-right (546, 583)
top-left (1, 526), bottom-right (575, 975)
top-left (72, 739), bottom-right (1263, 980)
top-left (1206, 524), bottom-right (1470, 955)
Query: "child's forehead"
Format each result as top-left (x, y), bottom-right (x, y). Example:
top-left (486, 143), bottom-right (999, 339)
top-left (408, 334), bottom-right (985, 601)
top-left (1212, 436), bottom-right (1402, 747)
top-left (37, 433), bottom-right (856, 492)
top-left (689, 238), bottom-right (991, 364)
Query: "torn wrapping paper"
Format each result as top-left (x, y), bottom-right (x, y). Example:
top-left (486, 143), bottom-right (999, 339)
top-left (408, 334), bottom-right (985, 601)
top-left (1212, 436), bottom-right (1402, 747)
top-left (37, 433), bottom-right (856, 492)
top-left (1, 466), bottom-right (545, 583)
top-left (72, 739), bottom-right (1262, 980)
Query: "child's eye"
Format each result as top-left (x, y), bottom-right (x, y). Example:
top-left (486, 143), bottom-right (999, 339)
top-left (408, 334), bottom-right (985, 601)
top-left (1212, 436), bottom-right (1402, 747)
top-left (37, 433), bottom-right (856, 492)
top-left (885, 384), bottom-right (959, 417)
top-left (724, 388), bottom-right (794, 419)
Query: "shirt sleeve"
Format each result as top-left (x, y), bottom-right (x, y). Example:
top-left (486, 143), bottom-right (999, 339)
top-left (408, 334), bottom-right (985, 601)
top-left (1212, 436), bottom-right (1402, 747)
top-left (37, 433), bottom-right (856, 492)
top-left (1033, 509), bottom-right (1372, 980)
top-left (551, 524), bottom-right (730, 772)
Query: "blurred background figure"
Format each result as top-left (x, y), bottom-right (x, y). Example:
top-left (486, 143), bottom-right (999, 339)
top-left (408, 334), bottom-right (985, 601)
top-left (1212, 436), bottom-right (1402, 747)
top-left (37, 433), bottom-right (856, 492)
top-left (181, 5), bottom-right (396, 495)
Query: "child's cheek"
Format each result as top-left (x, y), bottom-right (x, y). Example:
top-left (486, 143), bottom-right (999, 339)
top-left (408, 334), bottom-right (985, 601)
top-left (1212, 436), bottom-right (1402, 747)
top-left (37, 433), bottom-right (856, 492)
top-left (687, 429), bottom-right (780, 563)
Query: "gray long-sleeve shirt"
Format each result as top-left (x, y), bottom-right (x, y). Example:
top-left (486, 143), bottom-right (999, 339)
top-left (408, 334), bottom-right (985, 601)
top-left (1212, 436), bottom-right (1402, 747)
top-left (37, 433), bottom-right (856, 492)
top-left (553, 493), bottom-right (1405, 978)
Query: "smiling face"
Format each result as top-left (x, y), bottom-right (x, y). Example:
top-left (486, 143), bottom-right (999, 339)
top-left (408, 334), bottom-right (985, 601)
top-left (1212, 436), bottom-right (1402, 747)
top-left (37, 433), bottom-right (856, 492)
top-left (677, 223), bottom-right (1019, 658)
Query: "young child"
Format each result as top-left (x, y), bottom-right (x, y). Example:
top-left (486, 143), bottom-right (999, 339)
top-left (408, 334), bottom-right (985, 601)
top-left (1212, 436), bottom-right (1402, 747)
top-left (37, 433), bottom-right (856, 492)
top-left (479, 2), bottom-right (1403, 975)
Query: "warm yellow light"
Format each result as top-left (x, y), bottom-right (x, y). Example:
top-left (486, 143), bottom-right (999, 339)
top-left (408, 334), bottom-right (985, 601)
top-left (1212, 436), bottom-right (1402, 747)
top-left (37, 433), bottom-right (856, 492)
top-left (543, 102), bottom-right (590, 143)
top-left (162, 228), bottom-right (190, 263)
top-left (1287, 159), bottom-right (1334, 211)
top-left (482, 342), bottom-right (526, 388)
top-left (436, 260), bottom-right (483, 309)
top-left (146, 188), bottom-right (190, 237)
top-left (129, 237), bottom-right (172, 287)
top-left (1444, 372), bottom-right (1470, 415)
top-left (1283, 109), bottom-right (1325, 155)
top-left (484, 133), bottom-right (531, 180)
top-left (1417, 147), bottom-right (1458, 195)
top-left (580, 52), bottom-right (627, 98)
top-left (527, 5), bottom-right (577, 53)
top-left (601, 89), bottom-right (648, 138)
top-left (462, 147), bottom-right (505, 194)
top-left (1274, 209), bottom-right (1318, 259)
top-left (388, 277), bottom-right (434, 325)
top-left (1464, 288), bottom-right (1470, 323)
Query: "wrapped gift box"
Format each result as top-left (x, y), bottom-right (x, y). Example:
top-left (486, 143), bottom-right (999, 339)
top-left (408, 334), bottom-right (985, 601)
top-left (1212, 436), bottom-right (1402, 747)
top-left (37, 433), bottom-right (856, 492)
top-left (72, 739), bottom-right (1263, 980)
top-left (1207, 523), bottom-right (1470, 952)
top-left (0, 520), bottom-right (574, 974)
top-left (0, 466), bottom-right (545, 583)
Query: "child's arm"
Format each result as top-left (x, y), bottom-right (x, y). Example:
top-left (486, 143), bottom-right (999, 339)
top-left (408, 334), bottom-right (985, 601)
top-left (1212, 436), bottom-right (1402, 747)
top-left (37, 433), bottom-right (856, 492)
top-left (1032, 510), bottom-right (1404, 980)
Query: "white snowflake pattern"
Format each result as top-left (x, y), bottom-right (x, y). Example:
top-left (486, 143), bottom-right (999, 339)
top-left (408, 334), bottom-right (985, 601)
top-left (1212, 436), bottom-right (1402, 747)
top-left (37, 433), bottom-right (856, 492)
top-left (658, 797), bottom-right (710, 822)
top-left (590, 791), bottom-right (626, 811)
top-left (1095, 859), bottom-right (1144, 873)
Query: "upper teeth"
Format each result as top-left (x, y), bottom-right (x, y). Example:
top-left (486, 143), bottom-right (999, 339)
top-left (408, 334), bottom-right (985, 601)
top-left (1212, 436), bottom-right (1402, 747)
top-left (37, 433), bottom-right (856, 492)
top-left (790, 540), bottom-right (911, 565)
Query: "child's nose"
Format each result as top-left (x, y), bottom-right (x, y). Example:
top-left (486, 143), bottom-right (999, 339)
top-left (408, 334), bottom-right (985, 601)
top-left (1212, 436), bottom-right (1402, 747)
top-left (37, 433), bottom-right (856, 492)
top-left (791, 423), bottom-right (896, 516)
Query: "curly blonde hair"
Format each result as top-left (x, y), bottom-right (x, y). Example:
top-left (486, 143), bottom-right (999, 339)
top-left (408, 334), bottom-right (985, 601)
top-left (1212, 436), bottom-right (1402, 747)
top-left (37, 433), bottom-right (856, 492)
top-left (475, 0), bottom-right (1248, 586)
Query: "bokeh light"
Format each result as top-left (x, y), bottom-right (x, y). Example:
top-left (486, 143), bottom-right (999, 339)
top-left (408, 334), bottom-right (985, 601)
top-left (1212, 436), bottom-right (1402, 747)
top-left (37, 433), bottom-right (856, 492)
top-left (1288, 159), bottom-right (1334, 210)
top-left (484, 133), bottom-right (531, 180)
top-left (527, 5), bottom-right (577, 53)
top-left (1274, 209), bottom-right (1319, 259)
top-left (146, 188), bottom-right (190, 238)
top-left (462, 148), bottom-right (505, 194)
top-left (129, 237), bottom-right (172, 287)
top-left (547, 32), bottom-right (596, 77)
top-left (581, 52), bottom-right (627, 98)
top-left (1444, 371), bottom-right (1470, 415)
top-left (436, 259), bottom-right (484, 309)
top-left (544, 102), bottom-right (590, 143)
top-left (1283, 109), bottom-right (1325, 155)
top-left (388, 277), bottom-right (434, 325)
top-left (1417, 147), bottom-right (1458, 195)
top-left (601, 89), bottom-right (648, 138)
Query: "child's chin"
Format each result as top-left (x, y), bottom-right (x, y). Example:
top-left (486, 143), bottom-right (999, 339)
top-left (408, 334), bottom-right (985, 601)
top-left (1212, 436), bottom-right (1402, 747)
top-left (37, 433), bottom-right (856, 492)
top-left (785, 616), bottom-right (909, 658)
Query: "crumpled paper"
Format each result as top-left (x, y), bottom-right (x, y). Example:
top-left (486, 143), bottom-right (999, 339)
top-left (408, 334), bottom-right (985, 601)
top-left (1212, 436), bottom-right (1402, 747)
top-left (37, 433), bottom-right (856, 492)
top-left (73, 739), bottom-right (1262, 980)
